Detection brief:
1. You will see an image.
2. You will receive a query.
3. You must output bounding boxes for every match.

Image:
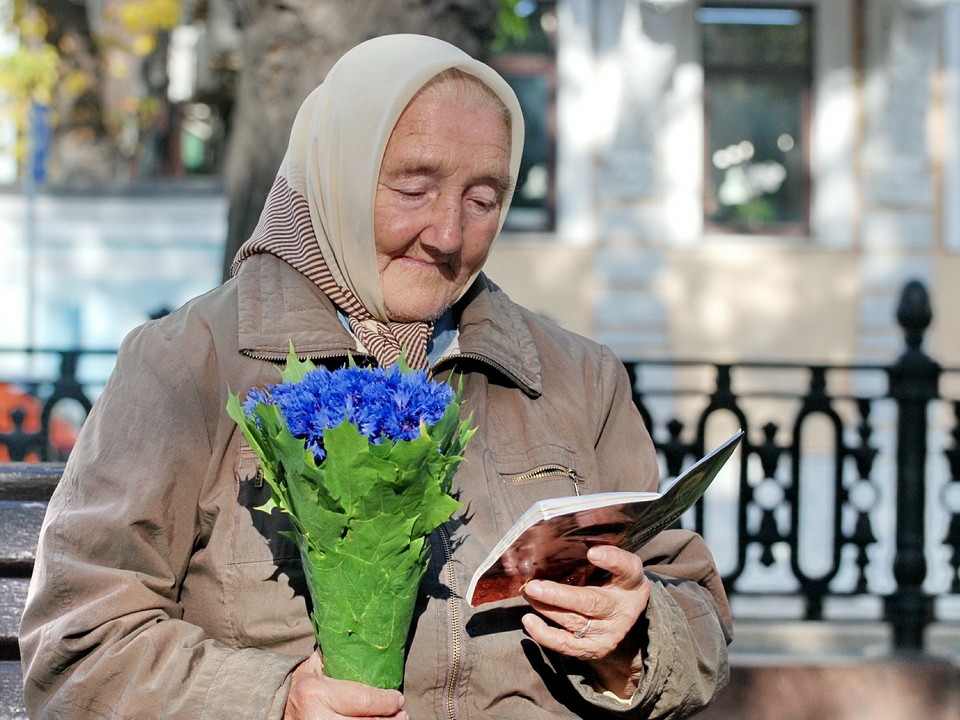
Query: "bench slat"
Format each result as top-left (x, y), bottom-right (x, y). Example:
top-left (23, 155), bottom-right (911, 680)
top-left (0, 464), bottom-right (64, 681)
top-left (0, 662), bottom-right (26, 719)
top-left (0, 464), bottom-right (63, 503)
top-left (0, 580), bottom-right (29, 662)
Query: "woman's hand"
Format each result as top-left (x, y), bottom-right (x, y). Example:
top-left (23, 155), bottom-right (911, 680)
top-left (283, 652), bottom-right (409, 720)
top-left (520, 545), bottom-right (650, 699)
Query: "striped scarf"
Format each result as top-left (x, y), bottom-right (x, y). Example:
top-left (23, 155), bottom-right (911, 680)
top-left (231, 176), bottom-right (433, 372)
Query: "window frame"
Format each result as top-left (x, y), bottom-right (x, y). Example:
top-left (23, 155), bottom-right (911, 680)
top-left (700, 4), bottom-right (814, 236)
top-left (489, 52), bottom-right (558, 235)
top-left (658, 0), bottom-right (857, 249)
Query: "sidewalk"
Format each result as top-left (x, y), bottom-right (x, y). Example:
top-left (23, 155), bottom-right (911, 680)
top-left (730, 618), bottom-right (960, 661)
top-left (697, 620), bottom-right (960, 720)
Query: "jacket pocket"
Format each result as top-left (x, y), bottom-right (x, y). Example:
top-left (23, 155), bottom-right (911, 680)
top-left (231, 440), bottom-right (301, 565)
top-left (491, 444), bottom-right (584, 535)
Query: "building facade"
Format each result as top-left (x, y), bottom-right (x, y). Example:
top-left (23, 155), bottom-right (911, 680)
top-left (487, 0), bottom-right (960, 375)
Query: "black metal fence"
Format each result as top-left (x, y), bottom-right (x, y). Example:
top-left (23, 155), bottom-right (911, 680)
top-left (626, 279), bottom-right (960, 654)
top-left (2, 280), bottom-right (959, 653)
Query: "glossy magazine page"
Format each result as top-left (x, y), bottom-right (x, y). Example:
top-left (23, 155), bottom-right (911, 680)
top-left (466, 429), bottom-right (744, 606)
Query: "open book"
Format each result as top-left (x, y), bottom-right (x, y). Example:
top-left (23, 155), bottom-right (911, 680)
top-left (466, 429), bottom-right (744, 607)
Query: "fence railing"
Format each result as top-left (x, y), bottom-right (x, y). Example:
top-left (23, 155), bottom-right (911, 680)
top-left (2, 280), bottom-right (958, 653)
top-left (0, 348), bottom-right (115, 462)
top-left (626, 279), bottom-right (960, 654)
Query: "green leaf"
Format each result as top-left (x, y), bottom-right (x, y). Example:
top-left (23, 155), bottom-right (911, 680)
top-left (285, 471), bottom-right (349, 551)
top-left (280, 342), bottom-right (316, 383)
top-left (227, 389), bottom-right (285, 505)
top-left (303, 514), bottom-right (426, 689)
top-left (395, 349), bottom-right (412, 374)
top-left (427, 402), bottom-right (459, 450)
top-left (320, 423), bottom-right (400, 513)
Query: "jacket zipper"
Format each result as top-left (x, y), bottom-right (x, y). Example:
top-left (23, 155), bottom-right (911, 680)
top-left (503, 465), bottom-right (583, 496)
top-left (241, 349), bottom-right (371, 364)
top-left (438, 525), bottom-right (462, 720)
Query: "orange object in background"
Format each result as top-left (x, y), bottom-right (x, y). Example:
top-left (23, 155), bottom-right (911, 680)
top-left (0, 383), bottom-right (78, 461)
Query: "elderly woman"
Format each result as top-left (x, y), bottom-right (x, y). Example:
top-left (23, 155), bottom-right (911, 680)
top-left (20, 35), bottom-right (730, 719)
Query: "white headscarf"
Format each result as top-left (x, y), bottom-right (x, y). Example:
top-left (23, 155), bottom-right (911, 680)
top-left (233, 34), bottom-right (525, 369)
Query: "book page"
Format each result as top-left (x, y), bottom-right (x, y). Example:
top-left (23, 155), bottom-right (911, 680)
top-left (621, 429), bottom-right (744, 552)
top-left (466, 429), bottom-right (743, 606)
top-left (467, 496), bottom-right (661, 606)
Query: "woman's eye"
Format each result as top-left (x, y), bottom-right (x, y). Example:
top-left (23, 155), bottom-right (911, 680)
top-left (391, 189), bottom-right (430, 206)
top-left (468, 193), bottom-right (499, 212)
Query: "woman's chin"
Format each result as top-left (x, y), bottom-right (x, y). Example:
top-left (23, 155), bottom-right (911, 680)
top-left (385, 303), bottom-right (448, 323)
top-left (383, 289), bottom-right (458, 323)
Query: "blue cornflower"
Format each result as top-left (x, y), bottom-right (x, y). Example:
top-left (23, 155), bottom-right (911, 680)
top-left (242, 364), bottom-right (455, 461)
top-left (241, 387), bottom-right (275, 426)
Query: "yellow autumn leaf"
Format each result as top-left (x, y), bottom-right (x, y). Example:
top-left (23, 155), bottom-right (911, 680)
top-left (18, 12), bottom-right (49, 41)
top-left (61, 69), bottom-right (92, 98)
top-left (117, 0), bottom-right (181, 34)
top-left (132, 34), bottom-right (156, 56)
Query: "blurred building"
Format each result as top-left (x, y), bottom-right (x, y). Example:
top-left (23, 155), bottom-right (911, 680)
top-left (3, 0), bottom-right (960, 374)
top-left (486, 0), bottom-right (960, 375)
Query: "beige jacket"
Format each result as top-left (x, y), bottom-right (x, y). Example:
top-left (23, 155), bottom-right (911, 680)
top-left (20, 254), bottom-right (731, 719)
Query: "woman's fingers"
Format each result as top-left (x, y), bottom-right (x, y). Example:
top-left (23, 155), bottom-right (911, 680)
top-left (283, 652), bottom-right (408, 719)
top-left (520, 546), bottom-right (650, 661)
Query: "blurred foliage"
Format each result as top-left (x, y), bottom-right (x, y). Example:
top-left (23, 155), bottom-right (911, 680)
top-left (0, 0), bottom-right (544, 182)
top-left (0, 0), bottom-right (181, 176)
top-left (494, 0), bottom-right (531, 53)
top-left (493, 0), bottom-right (555, 56)
top-left (115, 0), bottom-right (180, 45)
top-left (0, 3), bottom-right (58, 159)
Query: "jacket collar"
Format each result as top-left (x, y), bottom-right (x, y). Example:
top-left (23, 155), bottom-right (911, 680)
top-left (235, 253), bottom-right (543, 397)
top-left (446, 275), bottom-right (542, 397)
top-left (236, 253), bottom-right (360, 362)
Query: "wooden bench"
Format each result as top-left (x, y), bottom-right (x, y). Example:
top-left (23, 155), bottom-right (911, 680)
top-left (0, 463), bottom-right (63, 719)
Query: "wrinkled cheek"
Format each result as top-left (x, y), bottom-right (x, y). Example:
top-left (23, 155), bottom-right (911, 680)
top-left (462, 233), bottom-right (497, 276)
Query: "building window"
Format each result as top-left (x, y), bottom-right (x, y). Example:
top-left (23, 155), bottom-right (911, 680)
top-left (490, 0), bottom-right (557, 232)
top-left (699, 5), bottom-right (813, 234)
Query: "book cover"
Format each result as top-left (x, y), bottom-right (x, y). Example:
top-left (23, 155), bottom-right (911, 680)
top-left (466, 429), bottom-right (744, 606)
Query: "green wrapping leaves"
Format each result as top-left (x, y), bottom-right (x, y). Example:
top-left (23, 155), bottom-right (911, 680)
top-left (226, 347), bottom-right (472, 689)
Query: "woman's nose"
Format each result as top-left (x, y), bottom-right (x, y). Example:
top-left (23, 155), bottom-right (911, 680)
top-left (421, 197), bottom-right (463, 254)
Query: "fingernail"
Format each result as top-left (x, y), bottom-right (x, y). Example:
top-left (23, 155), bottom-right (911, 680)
top-left (523, 580), bottom-right (542, 597)
top-left (520, 613), bottom-right (536, 636)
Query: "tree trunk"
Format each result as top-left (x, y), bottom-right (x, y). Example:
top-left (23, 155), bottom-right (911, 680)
top-left (219, 0), bottom-right (500, 280)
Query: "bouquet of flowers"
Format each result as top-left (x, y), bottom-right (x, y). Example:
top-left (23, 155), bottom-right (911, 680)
top-left (227, 347), bottom-right (473, 689)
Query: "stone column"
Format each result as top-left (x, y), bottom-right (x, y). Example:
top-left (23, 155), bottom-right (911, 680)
top-left (858, 0), bottom-right (943, 362)
top-left (588, 0), bottom-right (694, 358)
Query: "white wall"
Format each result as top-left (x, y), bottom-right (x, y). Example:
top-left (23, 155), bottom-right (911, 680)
top-left (0, 190), bottom-right (226, 382)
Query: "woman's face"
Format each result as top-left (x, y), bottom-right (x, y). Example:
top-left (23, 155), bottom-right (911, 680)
top-left (374, 86), bottom-right (512, 322)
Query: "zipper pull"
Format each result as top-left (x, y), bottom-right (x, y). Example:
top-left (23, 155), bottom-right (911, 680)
top-left (570, 469), bottom-right (582, 496)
